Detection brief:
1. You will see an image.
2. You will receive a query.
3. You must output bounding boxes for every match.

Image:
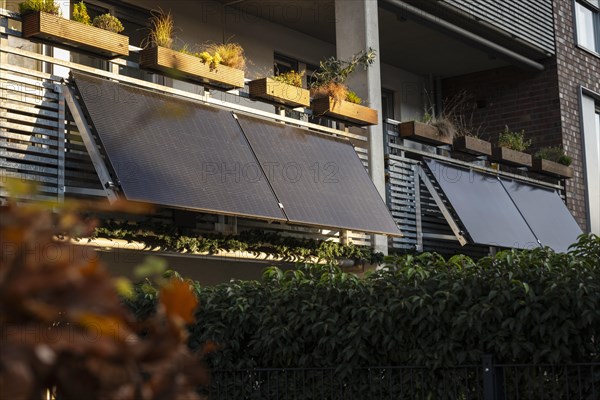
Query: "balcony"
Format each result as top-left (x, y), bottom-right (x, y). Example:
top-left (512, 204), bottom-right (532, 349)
top-left (0, 4), bottom-right (580, 266)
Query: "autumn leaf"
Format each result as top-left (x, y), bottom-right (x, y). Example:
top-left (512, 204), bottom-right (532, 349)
top-left (160, 280), bottom-right (198, 324)
top-left (77, 313), bottom-right (128, 342)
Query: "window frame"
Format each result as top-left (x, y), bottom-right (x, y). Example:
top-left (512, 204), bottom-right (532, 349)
top-left (574, 0), bottom-right (600, 55)
top-left (579, 86), bottom-right (600, 235)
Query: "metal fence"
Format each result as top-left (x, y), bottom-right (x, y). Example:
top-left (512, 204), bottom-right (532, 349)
top-left (206, 360), bottom-right (600, 399)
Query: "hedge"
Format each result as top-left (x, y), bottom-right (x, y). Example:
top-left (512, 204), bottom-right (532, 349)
top-left (127, 234), bottom-right (600, 372)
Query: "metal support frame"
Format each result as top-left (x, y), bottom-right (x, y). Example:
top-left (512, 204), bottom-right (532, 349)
top-left (63, 83), bottom-right (119, 203)
top-left (417, 165), bottom-right (468, 246)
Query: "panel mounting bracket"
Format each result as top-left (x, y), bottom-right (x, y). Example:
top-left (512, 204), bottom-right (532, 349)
top-left (63, 84), bottom-right (119, 203)
top-left (417, 165), bottom-right (468, 246)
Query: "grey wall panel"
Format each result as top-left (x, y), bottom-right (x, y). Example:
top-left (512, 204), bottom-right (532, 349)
top-left (71, 72), bottom-right (286, 221)
top-left (443, 0), bottom-right (555, 54)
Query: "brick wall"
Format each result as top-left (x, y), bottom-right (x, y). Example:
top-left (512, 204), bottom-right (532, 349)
top-left (553, 0), bottom-right (600, 232)
top-left (442, 58), bottom-right (562, 150)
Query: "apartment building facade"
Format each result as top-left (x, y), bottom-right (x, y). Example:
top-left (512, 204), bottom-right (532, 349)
top-left (0, 0), bottom-right (597, 281)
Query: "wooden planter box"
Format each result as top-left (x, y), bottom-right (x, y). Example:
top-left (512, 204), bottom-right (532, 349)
top-left (491, 147), bottom-right (532, 168)
top-left (533, 159), bottom-right (574, 178)
top-left (249, 78), bottom-right (310, 108)
top-left (139, 46), bottom-right (245, 90)
top-left (453, 136), bottom-right (492, 156)
top-left (398, 121), bottom-right (452, 146)
top-left (21, 11), bottom-right (129, 58)
top-left (311, 96), bottom-right (378, 126)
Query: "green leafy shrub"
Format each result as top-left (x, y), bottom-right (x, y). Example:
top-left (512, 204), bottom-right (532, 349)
top-left (127, 234), bottom-right (600, 375)
top-left (92, 13), bottom-right (124, 33)
top-left (345, 90), bottom-right (362, 104)
top-left (272, 70), bottom-right (305, 88)
top-left (18, 0), bottom-right (60, 15)
top-left (72, 1), bottom-right (91, 25)
top-left (497, 125), bottom-right (532, 151)
top-left (535, 146), bottom-right (573, 166)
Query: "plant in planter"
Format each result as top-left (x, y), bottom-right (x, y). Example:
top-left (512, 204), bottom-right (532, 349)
top-left (249, 69), bottom-right (310, 108)
top-left (399, 107), bottom-right (456, 146)
top-left (20, 0), bottom-right (129, 57)
top-left (19, 0), bottom-right (59, 15)
top-left (439, 90), bottom-right (493, 155)
top-left (533, 146), bottom-right (574, 178)
top-left (139, 10), bottom-right (245, 89)
top-left (309, 48), bottom-right (379, 126)
top-left (72, 1), bottom-right (91, 25)
top-left (491, 126), bottom-right (533, 167)
top-left (91, 13), bottom-right (124, 33)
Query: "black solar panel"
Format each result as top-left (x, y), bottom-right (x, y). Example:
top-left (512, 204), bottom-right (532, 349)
top-left (500, 179), bottom-right (582, 253)
top-left (71, 72), bottom-right (286, 221)
top-left (236, 114), bottom-right (402, 236)
top-left (424, 158), bottom-right (540, 249)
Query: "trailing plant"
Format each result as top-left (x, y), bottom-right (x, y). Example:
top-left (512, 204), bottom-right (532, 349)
top-left (72, 1), bottom-right (91, 25)
top-left (147, 8), bottom-right (174, 48)
top-left (18, 0), bottom-right (60, 15)
top-left (535, 146), bottom-right (572, 166)
top-left (497, 125), bottom-right (532, 151)
top-left (345, 90), bottom-right (362, 104)
top-left (92, 13), bottom-right (124, 33)
top-left (272, 70), bottom-right (305, 88)
top-left (92, 220), bottom-right (384, 265)
top-left (310, 48), bottom-right (376, 104)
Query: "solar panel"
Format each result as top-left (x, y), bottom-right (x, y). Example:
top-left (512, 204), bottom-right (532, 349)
top-left (236, 114), bottom-right (402, 236)
top-left (424, 158), bottom-right (540, 249)
top-left (500, 179), bottom-right (583, 253)
top-left (71, 72), bottom-right (286, 221)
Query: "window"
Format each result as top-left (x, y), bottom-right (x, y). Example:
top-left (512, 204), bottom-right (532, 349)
top-left (581, 91), bottom-right (600, 234)
top-left (575, 0), bottom-right (600, 53)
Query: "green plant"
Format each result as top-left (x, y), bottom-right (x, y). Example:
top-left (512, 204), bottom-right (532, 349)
top-left (92, 220), bottom-right (383, 265)
top-left (18, 0), bottom-right (60, 15)
top-left (311, 48), bottom-right (376, 88)
top-left (204, 42), bottom-right (246, 70)
top-left (92, 13), bottom-right (124, 33)
top-left (272, 70), bottom-right (305, 88)
top-left (72, 1), bottom-right (91, 25)
top-left (125, 234), bottom-right (600, 392)
top-left (147, 9), bottom-right (174, 49)
top-left (310, 48), bottom-right (376, 104)
top-left (497, 126), bottom-right (532, 151)
top-left (535, 146), bottom-right (572, 166)
top-left (345, 90), bottom-right (362, 104)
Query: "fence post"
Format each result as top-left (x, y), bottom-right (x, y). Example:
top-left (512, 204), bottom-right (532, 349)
top-left (482, 354), bottom-right (505, 400)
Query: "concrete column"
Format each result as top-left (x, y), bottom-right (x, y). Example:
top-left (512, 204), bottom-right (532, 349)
top-left (335, 0), bottom-right (388, 255)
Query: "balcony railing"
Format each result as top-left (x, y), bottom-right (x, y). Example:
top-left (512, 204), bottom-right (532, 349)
top-left (0, 9), bottom-right (569, 255)
top-left (0, 9), bottom-right (373, 246)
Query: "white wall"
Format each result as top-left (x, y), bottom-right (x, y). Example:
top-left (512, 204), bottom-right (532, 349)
top-left (380, 63), bottom-right (427, 121)
top-left (125, 0), bottom-right (335, 80)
